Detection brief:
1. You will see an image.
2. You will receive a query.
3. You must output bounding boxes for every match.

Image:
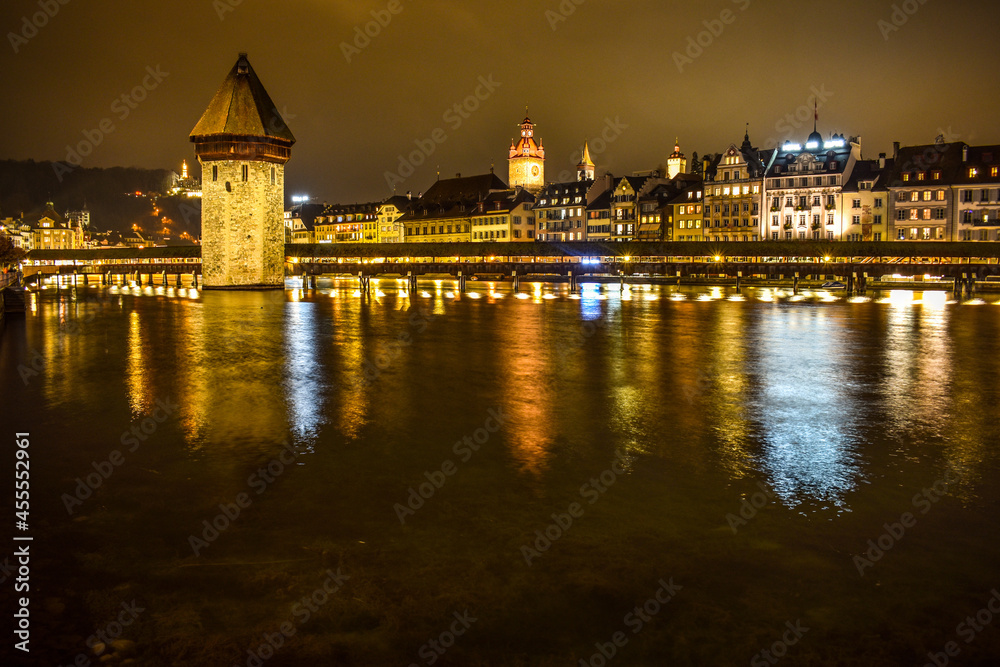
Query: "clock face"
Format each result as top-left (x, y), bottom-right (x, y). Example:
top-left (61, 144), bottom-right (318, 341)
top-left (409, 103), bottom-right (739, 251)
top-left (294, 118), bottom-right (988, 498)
top-left (531, 165), bottom-right (540, 177)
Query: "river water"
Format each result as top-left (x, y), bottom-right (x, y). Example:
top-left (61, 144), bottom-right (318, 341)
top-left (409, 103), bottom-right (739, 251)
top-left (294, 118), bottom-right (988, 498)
top-left (2, 278), bottom-right (1000, 666)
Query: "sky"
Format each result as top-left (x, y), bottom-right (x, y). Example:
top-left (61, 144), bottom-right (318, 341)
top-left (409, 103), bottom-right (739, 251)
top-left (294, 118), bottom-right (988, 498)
top-left (2, 0), bottom-right (999, 204)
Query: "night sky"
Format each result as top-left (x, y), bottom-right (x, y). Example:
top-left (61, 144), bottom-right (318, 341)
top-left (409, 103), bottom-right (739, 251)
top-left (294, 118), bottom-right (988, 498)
top-left (2, 0), bottom-right (998, 203)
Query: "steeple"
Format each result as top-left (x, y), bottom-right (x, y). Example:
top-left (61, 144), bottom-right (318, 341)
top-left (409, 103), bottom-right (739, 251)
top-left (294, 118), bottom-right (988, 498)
top-left (577, 141), bottom-right (595, 181)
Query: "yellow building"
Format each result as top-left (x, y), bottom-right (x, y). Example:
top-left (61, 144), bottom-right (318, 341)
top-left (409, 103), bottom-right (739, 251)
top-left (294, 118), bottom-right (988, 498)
top-left (508, 113), bottom-right (545, 193)
top-left (470, 189), bottom-right (536, 242)
top-left (315, 203), bottom-right (379, 243)
top-left (30, 203), bottom-right (79, 250)
top-left (397, 172), bottom-right (507, 243)
top-left (377, 195), bottom-right (411, 243)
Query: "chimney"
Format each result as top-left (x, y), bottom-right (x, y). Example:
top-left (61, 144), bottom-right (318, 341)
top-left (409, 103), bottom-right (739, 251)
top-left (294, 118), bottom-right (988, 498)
top-left (962, 145), bottom-right (969, 162)
top-left (406, 191), bottom-right (412, 200)
top-left (455, 173), bottom-right (461, 178)
top-left (878, 153), bottom-right (886, 169)
top-left (892, 142), bottom-right (900, 159)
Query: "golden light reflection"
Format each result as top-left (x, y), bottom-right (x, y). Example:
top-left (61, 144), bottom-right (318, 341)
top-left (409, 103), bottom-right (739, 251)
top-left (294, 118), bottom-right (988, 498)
top-left (126, 310), bottom-right (152, 416)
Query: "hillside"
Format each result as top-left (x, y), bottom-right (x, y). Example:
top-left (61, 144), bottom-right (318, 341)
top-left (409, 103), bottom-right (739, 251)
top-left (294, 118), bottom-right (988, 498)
top-left (0, 159), bottom-right (174, 232)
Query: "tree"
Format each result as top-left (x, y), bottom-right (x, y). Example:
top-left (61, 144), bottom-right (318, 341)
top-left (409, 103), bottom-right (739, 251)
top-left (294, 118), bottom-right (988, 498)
top-left (691, 152), bottom-right (702, 177)
top-left (0, 234), bottom-right (27, 268)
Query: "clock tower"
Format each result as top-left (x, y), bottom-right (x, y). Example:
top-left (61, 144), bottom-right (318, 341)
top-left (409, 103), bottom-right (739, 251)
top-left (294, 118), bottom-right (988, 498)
top-left (508, 112), bottom-right (545, 193)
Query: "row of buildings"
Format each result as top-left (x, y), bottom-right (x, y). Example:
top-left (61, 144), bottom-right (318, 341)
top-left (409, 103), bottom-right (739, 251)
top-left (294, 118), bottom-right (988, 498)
top-left (287, 114), bottom-right (1000, 246)
top-left (1, 203), bottom-right (89, 251)
top-left (0, 203), bottom-right (155, 251)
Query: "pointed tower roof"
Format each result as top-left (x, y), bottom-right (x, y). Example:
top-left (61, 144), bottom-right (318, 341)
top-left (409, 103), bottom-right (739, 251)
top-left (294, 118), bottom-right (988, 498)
top-left (190, 53), bottom-right (295, 143)
top-left (578, 141), bottom-right (595, 167)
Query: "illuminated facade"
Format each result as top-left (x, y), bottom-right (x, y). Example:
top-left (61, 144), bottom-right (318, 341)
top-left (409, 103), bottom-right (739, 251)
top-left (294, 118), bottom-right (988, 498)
top-left (840, 156), bottom-right (892, 242)
top-left (190, 53), bottom-right (294, 289)
top-left (703, 131), bottom-right (773, 242)
top-left (397, 172), bottom-right (506, 243)
top-left (508, 114), bottom-right (545, 193)
top-left (638, 176), bottom-right (704, 241)
top-left (536, 181), bottom-right (589, 241)
top-left (377, 196), bottom-right (411, 243)
top-left (315, 203), bottom-right (379, 243)
top-left (470, 189), bottom-right (536, 242)
top-left (951, 145), bottom-right (1000, 242)
top-left (886, 141), bottom-right (963, 241)
top-left (29, 203), bottom-right (80, 250)
top-left (764, 128), bottom-right (860, 241)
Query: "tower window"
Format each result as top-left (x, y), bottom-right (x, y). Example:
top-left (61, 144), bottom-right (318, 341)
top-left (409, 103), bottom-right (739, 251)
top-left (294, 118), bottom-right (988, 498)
top-left (271, 167), bottom-right (276, 185)
top-left (242, 165), bottom-right (249, 181)
top-left (212, 165), bottom-right (218, 181)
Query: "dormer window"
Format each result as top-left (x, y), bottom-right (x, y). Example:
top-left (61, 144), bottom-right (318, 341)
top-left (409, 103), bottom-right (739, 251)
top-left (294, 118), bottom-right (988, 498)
top-left (970, 168), bottom-right (979, 178)
top-left (903, 173), bottom-right (911, 182)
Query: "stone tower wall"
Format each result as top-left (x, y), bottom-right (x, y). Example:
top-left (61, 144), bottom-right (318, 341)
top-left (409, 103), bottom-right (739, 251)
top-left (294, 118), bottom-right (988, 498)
top-left (199, 159), bottom-right (285, 288)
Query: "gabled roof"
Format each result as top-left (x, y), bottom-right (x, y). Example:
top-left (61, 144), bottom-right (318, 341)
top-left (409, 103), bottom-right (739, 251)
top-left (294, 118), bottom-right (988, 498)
top-left (842, 158), bottom-right (895, 193)
top-left (887, 142), bottom-right (966, 186)
top-left (953, 145), bottom-right (1000, 185)
top-left (190, 54), bottom-right (295, 143)
top-left (421, 172), bottom-right (507, 204)
top-left (587, 189), bottom-right (612, 211)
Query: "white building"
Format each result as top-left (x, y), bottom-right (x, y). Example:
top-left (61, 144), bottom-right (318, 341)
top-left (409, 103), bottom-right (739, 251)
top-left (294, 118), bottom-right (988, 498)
top-left (764, 129), bottom-right (860, 240)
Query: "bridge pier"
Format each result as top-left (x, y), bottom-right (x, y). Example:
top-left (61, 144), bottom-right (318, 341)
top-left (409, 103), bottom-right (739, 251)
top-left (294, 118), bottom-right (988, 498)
top-left (310, 273), bottom-right (318, 290)
top-left (407, 271), bottom-right (417, 292)
top-left (735, 271), bottom-right (742, 292)
top-left (192, 273), bottom-right (199, 289)
top-left (162, 271), bottom-right (168, 287)
top-left (567, 271), bottom-right (577, 291)
top-left (676, 270), bottom-right (682, 286)
top-left (358, 271), bottom-right (370, 293)
top-left (966, 273), bottom-right (975, 298)
top-left (511, 270), bottom-right (519, 292)
top-left (458, 271), bottom-right (467, 293)
top-left (792, 273), bottom-right (799, 294)
top-left (176, 272), bottom-right (182, 288)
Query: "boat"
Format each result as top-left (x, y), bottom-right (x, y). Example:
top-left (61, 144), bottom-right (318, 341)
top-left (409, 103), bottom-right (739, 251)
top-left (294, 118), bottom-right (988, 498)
top-left (821, 281), bottom-right (846, 290)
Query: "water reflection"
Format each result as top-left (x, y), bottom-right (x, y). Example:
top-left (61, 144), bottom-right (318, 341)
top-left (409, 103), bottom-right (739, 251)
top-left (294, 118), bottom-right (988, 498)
top-left (747, 307), bottom-right (863, 509)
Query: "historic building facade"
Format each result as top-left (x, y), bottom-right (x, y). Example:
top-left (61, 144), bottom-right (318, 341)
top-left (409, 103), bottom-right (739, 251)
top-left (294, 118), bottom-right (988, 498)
top-left (886, 142), bottom-right (964, 241)
top-left (764, 128), bottom-right (860, 241)
top-left (190, 53), bottom-right (293, 288)
top-left (703, 131), bottom-right (772, 242)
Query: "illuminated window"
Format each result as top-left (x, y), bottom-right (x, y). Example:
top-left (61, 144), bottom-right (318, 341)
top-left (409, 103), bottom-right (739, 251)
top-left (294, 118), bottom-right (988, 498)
top-left (909, 209), bottom-right (919, 220)
top-left (917, 172), bottom-right (926, 181)
top-left (970, 168), bottom-right (979, 177)
top-left (903, 173), bottom-right (911, 182)
top-left (992, 167), bottom-right (999, 178)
